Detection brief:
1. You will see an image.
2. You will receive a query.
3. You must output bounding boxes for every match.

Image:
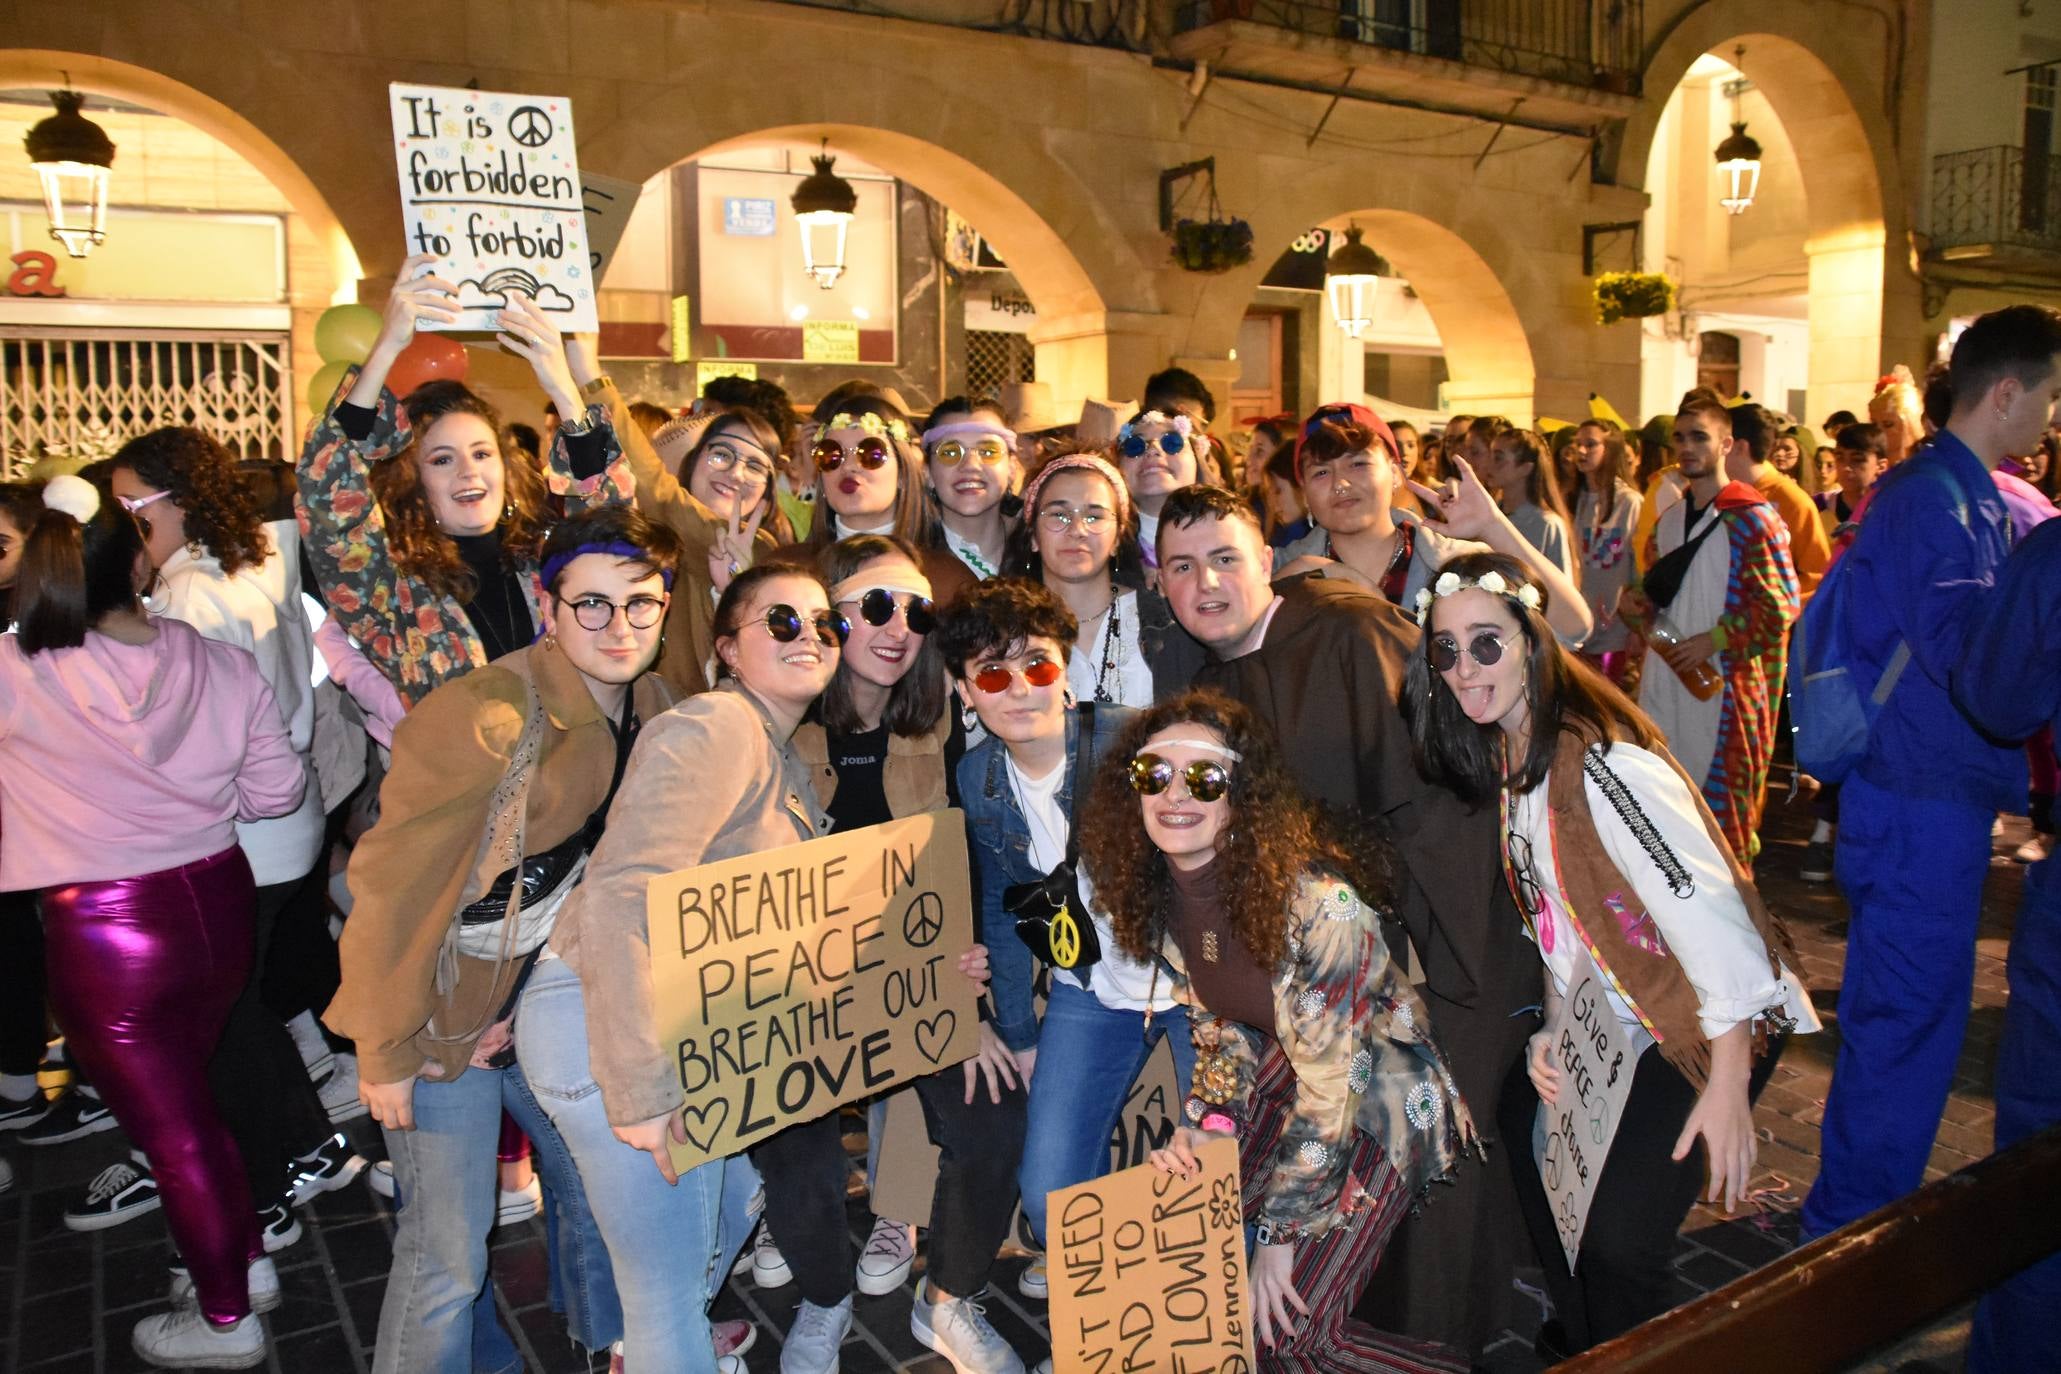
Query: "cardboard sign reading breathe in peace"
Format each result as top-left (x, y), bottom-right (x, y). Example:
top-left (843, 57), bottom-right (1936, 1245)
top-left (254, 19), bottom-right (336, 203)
top-left (388, 83), bottom-right (599, 333)
top-left (1049, 1138), bottom-right (1256, 1374)
top-left (647, 811), bottom-right (978, 1171)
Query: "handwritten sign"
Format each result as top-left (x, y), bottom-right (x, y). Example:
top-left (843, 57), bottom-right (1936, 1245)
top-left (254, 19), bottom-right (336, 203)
top-left (802, 319), bottom-right (861, 363)
top-left (1534, 944), bottom-right (1645, 1271)
top-left (580, 171), bottom-right (646, 281)
top-left (648, 812), bottom-right (978, 1171)
top-left (1050, 1138), bottom-right (1256, 1374)
top-left (389, 83), bottom-right (598, 333)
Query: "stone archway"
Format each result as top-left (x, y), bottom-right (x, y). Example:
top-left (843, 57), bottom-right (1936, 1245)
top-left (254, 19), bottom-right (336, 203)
top-left (1619, 19), bottom-right (1912, 420)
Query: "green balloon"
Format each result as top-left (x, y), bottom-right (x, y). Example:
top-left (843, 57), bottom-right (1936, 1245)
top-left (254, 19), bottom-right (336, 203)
top-left (313, 304), bottom-right (383, 365)
top-left (307, 360), bottom-right (352, 415)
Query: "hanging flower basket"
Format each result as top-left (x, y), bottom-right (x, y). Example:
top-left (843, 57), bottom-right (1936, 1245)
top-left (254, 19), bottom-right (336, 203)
top-left (1594, 271), bottom-right (1677, 325)
top-left (1170, 217), bottom-right (1254, 274)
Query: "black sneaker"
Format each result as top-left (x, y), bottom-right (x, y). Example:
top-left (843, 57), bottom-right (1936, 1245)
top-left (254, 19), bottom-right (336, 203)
top-left (17, 1090), bottom-right (115, 1147)
top-left (64, 1154), bottom-right (160, 1231)
top-left (258, 1197), bottom-right (304, 1253)
top-left (1799, 841), bottom-right (1835, 884)
top-left (0, 1092), bottom-right (51, 1132)
top-left (287, 1133), bottom-right (367, 1206)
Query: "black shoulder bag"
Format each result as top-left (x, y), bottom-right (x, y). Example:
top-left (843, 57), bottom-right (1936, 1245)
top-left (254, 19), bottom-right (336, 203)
top-left (1004, 703), bottom-right (1104, 986)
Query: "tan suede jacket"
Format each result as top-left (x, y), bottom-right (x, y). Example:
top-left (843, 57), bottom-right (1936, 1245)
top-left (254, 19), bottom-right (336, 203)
top-left (550, 683), bottom-right (832, 1126)
top-left (792, 709), bottom-right (953, 817)
top-left (326, 640), bottom-right (674, 1085)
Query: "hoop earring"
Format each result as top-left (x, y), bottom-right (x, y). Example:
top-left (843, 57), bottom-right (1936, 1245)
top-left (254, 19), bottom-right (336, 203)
top-left (1062, 687), bottom-right (1078, 710)
top-left (960, 701), bottom-right (980, 734)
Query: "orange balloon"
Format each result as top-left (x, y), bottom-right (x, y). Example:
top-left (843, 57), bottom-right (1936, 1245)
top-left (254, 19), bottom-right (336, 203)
top-left (386, 333), bottom-right (469, 398)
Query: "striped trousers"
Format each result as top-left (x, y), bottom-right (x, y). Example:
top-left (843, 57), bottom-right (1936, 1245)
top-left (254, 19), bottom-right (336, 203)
top-left (1241, 1042), bottom-right (1467, 1374)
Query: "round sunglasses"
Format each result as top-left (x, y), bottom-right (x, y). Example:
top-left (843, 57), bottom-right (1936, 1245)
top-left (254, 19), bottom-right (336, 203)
top-left (1428, 631), bottom-right (1512, 673)
top-left (970, 657), bottom-right (1063, 695)
top-left (841, 587), bottom-right (935, 635)
top-left (1128, 752), bottom-right (1232, 803)
top-left (931, 437), bottom-right (1009, 467)
top-left (1118, 430), bottom-right (1186, 460)
top-left (812, 436), bottom-right (894, 472)
top-left (759, 603), bottom-right (849, 648)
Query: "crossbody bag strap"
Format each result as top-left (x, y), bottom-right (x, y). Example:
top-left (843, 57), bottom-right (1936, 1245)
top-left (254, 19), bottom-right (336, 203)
top-left (1063, 701), bottom-right (1095, 865)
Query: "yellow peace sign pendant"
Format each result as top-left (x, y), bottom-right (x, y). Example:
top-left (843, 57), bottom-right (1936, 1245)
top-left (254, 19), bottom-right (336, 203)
top-left (1050, 906), bottom-right (1082, 968)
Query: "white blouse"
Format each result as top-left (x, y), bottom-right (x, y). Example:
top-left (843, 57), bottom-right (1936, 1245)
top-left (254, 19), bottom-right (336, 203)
top-left (1066, 589), bottom-right (1154, 708)
top-left (1506, 742), bottom-right (1818, 1039)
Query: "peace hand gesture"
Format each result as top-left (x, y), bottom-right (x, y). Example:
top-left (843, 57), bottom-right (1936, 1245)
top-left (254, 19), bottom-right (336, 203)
top-left (709, 499), bottom-right (765, 594)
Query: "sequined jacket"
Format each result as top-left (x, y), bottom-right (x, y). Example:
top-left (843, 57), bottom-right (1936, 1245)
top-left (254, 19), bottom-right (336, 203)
top-left (1169, 873), bottom-right (1474, 1243)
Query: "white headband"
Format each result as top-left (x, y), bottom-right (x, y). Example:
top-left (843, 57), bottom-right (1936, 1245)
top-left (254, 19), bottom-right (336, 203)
top-left (831, 576), bottom-right (933, 604)
top-left (1149, 737), bottom-right (1244, 763)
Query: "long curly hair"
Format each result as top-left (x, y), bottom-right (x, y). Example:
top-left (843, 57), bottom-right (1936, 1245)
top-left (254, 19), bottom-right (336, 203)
top-left (369, 381), bottom-right (552, 599)
top-left (1079, 688), bottom-right (1388, 973)
top-left (110, 427), bottom-right (269, 576)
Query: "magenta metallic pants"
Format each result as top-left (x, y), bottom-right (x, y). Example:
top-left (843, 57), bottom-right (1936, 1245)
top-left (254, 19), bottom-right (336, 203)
top-left (42, 847), bottom-right (262, 1324)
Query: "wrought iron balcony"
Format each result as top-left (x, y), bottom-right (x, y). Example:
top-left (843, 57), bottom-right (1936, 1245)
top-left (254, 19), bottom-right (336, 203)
top-left (1173, 0), bottom-right (1645, 101)
top-left (1931, 145), bottom-right (2061, 267)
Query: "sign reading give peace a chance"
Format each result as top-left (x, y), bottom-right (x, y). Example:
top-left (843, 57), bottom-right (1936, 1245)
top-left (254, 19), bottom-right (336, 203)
top-left (1534, 943), bottom-right (1644, 1272)
top-left (647, 811), bottom-right (979, 1171)
top-left (388, 83), bottom-right (599, 333)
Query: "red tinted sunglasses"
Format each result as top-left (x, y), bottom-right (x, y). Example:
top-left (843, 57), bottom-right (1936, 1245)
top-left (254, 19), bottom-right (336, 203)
top-left (971, 658), bottom-right (1063, 695)
top-left (813, 436), bottom-right (894, 472)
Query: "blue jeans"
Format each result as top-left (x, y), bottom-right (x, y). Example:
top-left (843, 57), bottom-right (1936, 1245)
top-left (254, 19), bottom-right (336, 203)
top-left (1018, 980), bottom-right (1195, 1245)
top-left (375, 1057), bottom-right (617, 1374)
top-left (519, 958), bottom-right (727, 1374)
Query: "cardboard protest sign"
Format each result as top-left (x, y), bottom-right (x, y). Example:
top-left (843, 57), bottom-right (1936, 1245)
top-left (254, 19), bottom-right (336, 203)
top-left (647, 811), bottom-right (978, 1172)
top-left (1534, 944), bottom-right (1644, 1271)
top-left (579, 170), bottom-right (645, 281)
top-left (871, 1020), bottom-right (1184, 1230)
top-left (1049, 1138), bottom-right (1256, 1374)
top-left (389, 83), bottom-right (598, 333)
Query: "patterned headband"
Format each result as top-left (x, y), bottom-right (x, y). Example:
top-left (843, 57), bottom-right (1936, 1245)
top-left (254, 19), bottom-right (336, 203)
top-left (1019, 453), bottom-right (1132, 524)
top-left (1413, 568), bottom-right (1540, 626)
top-left (825, 411), bottom-right (914, 445)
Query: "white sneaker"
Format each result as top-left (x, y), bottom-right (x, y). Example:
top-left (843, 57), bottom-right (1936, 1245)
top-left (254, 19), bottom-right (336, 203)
top-left (1016, 1255), bottom-right (1047, 1300)
top-left (718, 1359), bottom-right (747, 1374)
top-left (751, 1224), bottom-right (792, 1288)
top-left (285, 1011), bottom-right (335, 1082)
top-left (366, 1159), bottom-right (395, 1199)
top-left (2016, 832), bottom-right (2054, 865)
top-left (319, 1053), bottom-right (368, 1124)
top-left (496, 1177), bottom-right (542, 1227)
top-left (169, 1255), bottom-right (281, 1315)
top-left (130, 1308), bottom-right (265, 1369)
top-left (911, 1278), bottom-right (1025, 1374)
top-left (855, 1215), bottom-right (915, 1295)
top-left (782, 1295), bottom-right (852, 1373)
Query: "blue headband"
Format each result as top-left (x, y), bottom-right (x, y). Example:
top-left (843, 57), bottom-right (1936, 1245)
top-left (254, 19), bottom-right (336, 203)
top-left (540, 540), bottom-right (676, 594)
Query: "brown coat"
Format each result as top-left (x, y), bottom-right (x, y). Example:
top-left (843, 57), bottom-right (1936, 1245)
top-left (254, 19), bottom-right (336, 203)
top-left (792, 709), bottom-right (953, 818)
top-left (326, 640), bottom-right (674, 1085)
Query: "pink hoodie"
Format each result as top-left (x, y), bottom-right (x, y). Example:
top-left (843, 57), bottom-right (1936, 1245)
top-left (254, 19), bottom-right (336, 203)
top-left (0, 617), bottom-right (306, 890)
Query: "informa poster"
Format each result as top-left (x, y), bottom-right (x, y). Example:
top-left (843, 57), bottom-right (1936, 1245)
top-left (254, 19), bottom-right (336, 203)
top-left (646, 812), bottom-right (979, 1172)
top-left (389, 83), bottom-right (599, 333)
top-left (1534, 944), bottom-right (1642, 1272)
top-left (1048, 1138), bottom-right (1257, 1374)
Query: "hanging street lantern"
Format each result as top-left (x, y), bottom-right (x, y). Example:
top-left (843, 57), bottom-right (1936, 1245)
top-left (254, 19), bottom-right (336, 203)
top-left (1324, 224), bottom-right (1389, 339)
top-left (1713, 47), bottom-right (1764, 216)
top-left (791, 140), bottom-right (857, 290)
top-left (24, 88), bottom-right (116, 258)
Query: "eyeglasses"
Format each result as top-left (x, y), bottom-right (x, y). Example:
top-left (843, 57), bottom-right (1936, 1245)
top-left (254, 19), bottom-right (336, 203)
top-left (812, 436), bottom-right (894, 472)
top-left (119, 489), bottom-right (170, 538)
top-left (1428, 631), bottom-right (1512, 673)
top-left (1128, 752), bottom-right (1232, 803)
top-left (1507, 831), bottom-right (1545, 924)
top-left (758, 603), bottom-right (849, 648)
top-left (701, 442), bottom-right (774, 486)
top-left (971, 657), bottom-right (1063, 695)
top-left (840, 587), bottom-right (935, 635)
top-left (930, 438), bottom-right (1009, 467)
top-left (1119, 430), bottom-right (1186, 460)
top-left (1036, 506), bottom-right (1113, 534)
top-left (563, 594), bottom-right (668, 632)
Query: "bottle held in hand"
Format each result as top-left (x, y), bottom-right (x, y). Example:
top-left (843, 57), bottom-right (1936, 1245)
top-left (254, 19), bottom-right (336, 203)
top-left (1644, 612), bottom-right (1723, 700)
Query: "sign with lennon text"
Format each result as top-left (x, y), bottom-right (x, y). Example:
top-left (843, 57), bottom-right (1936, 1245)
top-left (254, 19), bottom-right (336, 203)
top-left (1534, 943), bottom-right (1644, 1272)
top-left (389, 83), bottom-right (598, 333)
top-left (648, 812), bottom-right (978, 1172)
top-left (1050, 1138), bottom-right (1256, 1374)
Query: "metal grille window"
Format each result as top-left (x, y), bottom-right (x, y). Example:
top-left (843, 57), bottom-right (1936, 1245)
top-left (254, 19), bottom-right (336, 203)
top-left (966, 329), bottom-right (1034, 400)
top-left (0, 331), bottom-right (291, 475)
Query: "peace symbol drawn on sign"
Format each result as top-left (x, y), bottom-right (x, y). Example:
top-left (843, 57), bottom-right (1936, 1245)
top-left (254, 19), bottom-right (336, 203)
top-left (508, 106), bottom-right (554, 148)
top-left (1049, 907), bottom-right (1082, 968)
top-left (902, 892), bottom-right (944, 948)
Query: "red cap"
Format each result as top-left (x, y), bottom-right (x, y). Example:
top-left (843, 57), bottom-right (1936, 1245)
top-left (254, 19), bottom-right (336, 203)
top-left (1293, 402), bottom-right (1400, 483)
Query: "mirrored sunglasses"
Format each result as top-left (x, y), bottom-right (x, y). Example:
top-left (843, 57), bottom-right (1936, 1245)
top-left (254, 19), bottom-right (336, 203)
top-left (1128, 752), bottom-right (1232, 803)
top-left (843, 587), bottom-right (935, 635)
top-left (813, 436), bottom-right (894, 472)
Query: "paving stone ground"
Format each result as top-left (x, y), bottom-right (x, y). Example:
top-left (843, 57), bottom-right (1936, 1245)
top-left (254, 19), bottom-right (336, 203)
top-left (0, 768), bottom-right (2031, 1372)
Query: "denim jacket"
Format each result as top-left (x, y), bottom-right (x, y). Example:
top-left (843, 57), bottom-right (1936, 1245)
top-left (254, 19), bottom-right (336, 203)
top-left (956, 703), bottom-right (1136, 1051)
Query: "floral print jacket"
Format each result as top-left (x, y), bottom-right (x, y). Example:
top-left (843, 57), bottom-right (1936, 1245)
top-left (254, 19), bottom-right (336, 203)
top-left (1170, 873), bottom-right (1477, 1243)
top-left (295, 374), bottom-right (625, 708)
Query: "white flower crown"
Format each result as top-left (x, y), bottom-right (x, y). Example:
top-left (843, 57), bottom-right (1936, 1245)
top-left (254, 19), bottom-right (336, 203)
top-left (1414, 568), bottom-right (1542, 625)
top-left (825, 411), bottom-right (914, 445)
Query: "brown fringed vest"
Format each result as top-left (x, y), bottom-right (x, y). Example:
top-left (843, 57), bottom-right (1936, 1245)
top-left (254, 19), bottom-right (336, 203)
top-left (1533, 730), bottom-right (1803, 1090)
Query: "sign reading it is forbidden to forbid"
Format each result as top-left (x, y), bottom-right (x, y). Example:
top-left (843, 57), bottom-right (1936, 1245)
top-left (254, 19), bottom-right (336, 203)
top-left (647, 811), bottom-right (978, 1172)
top-left (389, 82), bottom-right (599, 333)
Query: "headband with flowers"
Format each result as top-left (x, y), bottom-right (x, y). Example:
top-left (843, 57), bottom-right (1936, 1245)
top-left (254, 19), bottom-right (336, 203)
top-left (1117, 409), bottom-right (1193, 443)
top-left (825, 411), bottom-right (914, 445)
top-left (1413, 568), bottom-right (1542, 626)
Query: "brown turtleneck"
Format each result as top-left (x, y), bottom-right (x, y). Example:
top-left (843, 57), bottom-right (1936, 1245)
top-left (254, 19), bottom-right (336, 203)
top-left (1167, 856), bottom-right (1278, 1037)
